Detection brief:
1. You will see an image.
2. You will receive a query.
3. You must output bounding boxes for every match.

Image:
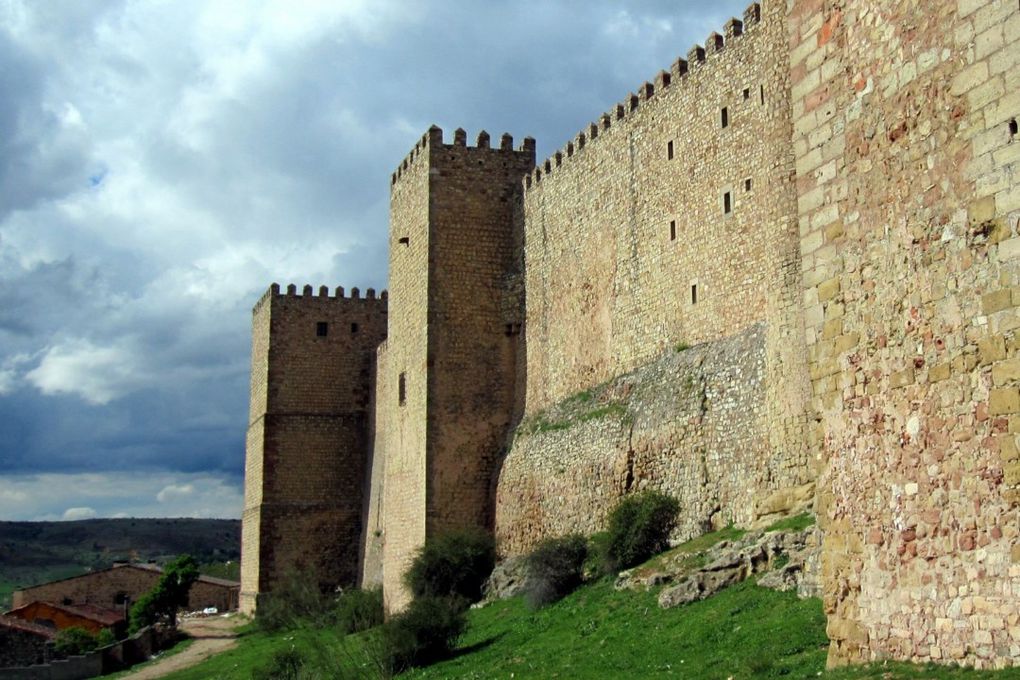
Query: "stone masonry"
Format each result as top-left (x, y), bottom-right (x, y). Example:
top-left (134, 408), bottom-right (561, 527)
top-left (240, 285), bottom-right (386, 613)
top-left (241, 0), bottom-right (1020, 668)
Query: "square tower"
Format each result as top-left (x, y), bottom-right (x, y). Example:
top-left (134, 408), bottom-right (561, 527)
top-left (376, 126), bottom-right (535, 611)
top-left (240, 284), bottom-right (387, 613)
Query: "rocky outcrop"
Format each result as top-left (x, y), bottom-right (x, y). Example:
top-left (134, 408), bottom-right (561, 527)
top-left (612, 525), bottom-right (821, 608)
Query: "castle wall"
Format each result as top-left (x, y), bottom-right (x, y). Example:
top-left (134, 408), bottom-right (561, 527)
top-left (378, 135), bottom-right (432, 613)
top-left (358, 339), bottom-right (388, 590)
top-left (497, 323), bottom-right (817, 554)
top-left (496, 0), bottom-right (814, 553)
top-left (376, 128), bottom-right (535, 612)
top-left (240, 285), bottom-right (386, 613)
top-left (426, 133), bottom-right (536, 537)
top-left (788, 0), bottom-right (1020, 668)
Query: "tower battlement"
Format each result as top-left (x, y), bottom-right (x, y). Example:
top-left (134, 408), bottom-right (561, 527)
top-left (526, 2), bottom-right (764, 190)
top-left (391, 125), bottom-right (536, 186)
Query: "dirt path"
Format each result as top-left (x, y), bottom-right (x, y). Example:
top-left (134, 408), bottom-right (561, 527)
top-left (121, 614), bottom-right (245, 679)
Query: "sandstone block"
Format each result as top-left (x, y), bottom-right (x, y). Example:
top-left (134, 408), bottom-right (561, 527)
top-left (817, 276), bottom-right (841, 302)
top-left (990, 388), bottom-right (1020, 415)
top-left (993, 359), bottom-right (1020, 385)
top-left (982, 290), bottom-right (1013, 315)
top-left (979, 336), bottom-right (1007, 364)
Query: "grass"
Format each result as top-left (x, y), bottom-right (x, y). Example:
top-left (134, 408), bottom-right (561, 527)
top-left (157, 524), bottom-right (1020, 679)
top-left (765, 512), bottom-right (816, 533)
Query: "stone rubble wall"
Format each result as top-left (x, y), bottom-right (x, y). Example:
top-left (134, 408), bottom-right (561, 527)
top-left (788, 0), bottom-right (1020, 669)
top-left (495, 324), bottom-right (813, 556)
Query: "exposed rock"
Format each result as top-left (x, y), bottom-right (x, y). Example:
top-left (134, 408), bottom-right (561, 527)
top-left (482, 555), bottom-right (530, 602)
top-left (649, 525), bottom-right (821, 609)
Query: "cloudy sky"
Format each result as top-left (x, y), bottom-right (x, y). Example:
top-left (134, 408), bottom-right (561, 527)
top-left (0, 0), bottom-right (750, 521)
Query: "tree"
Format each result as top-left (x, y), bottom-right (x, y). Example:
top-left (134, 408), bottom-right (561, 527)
top-left (129, 554), bottom-right (200, 633)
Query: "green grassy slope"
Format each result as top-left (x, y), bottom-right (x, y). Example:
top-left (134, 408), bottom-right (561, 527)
top-left (156, 524), bottom-right (1020, 679)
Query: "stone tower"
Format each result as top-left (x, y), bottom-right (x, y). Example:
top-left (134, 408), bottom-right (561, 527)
top-left (372, 126), bottom-right (536, 611)
top-left (240, 284), bottom-right (387, 613)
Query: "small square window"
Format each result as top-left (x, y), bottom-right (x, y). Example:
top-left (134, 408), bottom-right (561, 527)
top-left (670, 220), bottom-right (677, 241)
top-left (667, 140), bottom-right (674, 160)
top-left (351, 322), bottom-right (359, 334)
top-left (316, 322), bottom-right (328, 337)
top-left (723, 191), bottom-right (732, 214)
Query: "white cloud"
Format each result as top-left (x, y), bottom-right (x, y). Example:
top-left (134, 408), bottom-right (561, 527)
top-left (25, 338), bottom-right (147, 405)
top-left (157, 483), bottom-right (195, 503)
top-left (62, 506), bottom-right (97, 520)
top-left (0, 472), bottom-right (243, 520)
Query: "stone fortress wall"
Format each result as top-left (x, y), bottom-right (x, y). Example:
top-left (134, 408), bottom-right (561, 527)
top-left (496, 0), bottom-right (815, 556)
top-left (788, 0), bottom-right (1020, 668)
top-left (241, 0), bottom-right (1020, 668)
top-left (240, 284), bottom-right (387, 613)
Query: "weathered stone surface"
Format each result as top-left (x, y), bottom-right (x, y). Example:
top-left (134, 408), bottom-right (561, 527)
top-left (482, 555), bottom-right (531, 602)
top-left (496, 324), bottom-right (813, 554)
top-left (649, 526), bottom-right (821, 609)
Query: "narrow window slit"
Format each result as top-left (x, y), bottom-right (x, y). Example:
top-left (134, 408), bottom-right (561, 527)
top-left (1010, 118), bottom-right (1018, 141)
top-left (724, 191), bottom-right (732, 214)
top-left (667, 140), bottom-right (674, 160)
top-left (398, 373), bottom-right (406, 406)
top-left (743, 88), bottom-right (750, 100)
top-left (691, 284), bottom-right (698, 305)
top-left (670, 220), bottom-right (677, 241)
top-left (721, 107), bottom-right (729, 128)
top-left (744, 178), bottom-right (752, 191)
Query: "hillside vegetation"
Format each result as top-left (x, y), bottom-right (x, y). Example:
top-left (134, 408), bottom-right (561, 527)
top-left (155, 524), bottom-right (1019, 679)
top-left (0, 518), bottom-right (240, 608)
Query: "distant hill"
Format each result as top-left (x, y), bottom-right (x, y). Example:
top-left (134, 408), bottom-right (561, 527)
top-left (0, 518), bottom-right (240, 609)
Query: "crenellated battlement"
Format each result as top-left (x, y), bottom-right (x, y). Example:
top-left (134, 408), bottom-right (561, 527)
top-left (391, 125), bottom-right (536, 187)
top-left (252, 282), bottom-right (388, 314)
top-left (524, 2), bottom-right (763, 191)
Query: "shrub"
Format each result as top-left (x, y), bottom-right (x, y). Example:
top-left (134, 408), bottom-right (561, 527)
top-left (522, 534), bottom-right (588, 608)
top-left (381, 596), bottom-right (466, 673)
top-left (333, 587), bottom-right (384, 634)
top-left (95, 628), bottom-right (116, 647)
top-left (129, 554), bottom-right (199, 633)
top-left (603, 491), bottom-right (680, 572)
top-left (256, 570), bottom-right (333, 633)
top-left (403, 528), bottom-right (495, 604)
top-left (53, 627), bottom-right (99, 657)
top-left (252, 647), bottom-right (305, 680)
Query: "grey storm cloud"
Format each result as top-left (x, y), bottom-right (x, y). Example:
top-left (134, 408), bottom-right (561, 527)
top-left (0, 0), bottom-right (750, 520)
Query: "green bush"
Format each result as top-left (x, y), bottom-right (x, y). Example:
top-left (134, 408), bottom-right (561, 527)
top-left (403, 528), bottom-right (495, 604)
top-left (95, 628), bottom-right (116, 647)
top-left (333, 587), bottom-right (384, 634)
top-left (252, 647), bottom-right (305, 680)
top-left (53, 627), bottom-right (99, 657)
top-left (256, 570), bottom-right (333, 633)
top-left (381, 596), bottom-right (466, 673)
top-left (602, 491), bottom-right (679, 572)
top-left (522, 534), bottom-right (588, 608)
top-left (129, 554), bottom-right (200, 633)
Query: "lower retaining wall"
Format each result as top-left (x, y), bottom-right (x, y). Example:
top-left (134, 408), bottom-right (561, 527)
top-left (495, 323), bottom-right (815, 556)
top-left (1, 627), bottom-right (159, 680)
